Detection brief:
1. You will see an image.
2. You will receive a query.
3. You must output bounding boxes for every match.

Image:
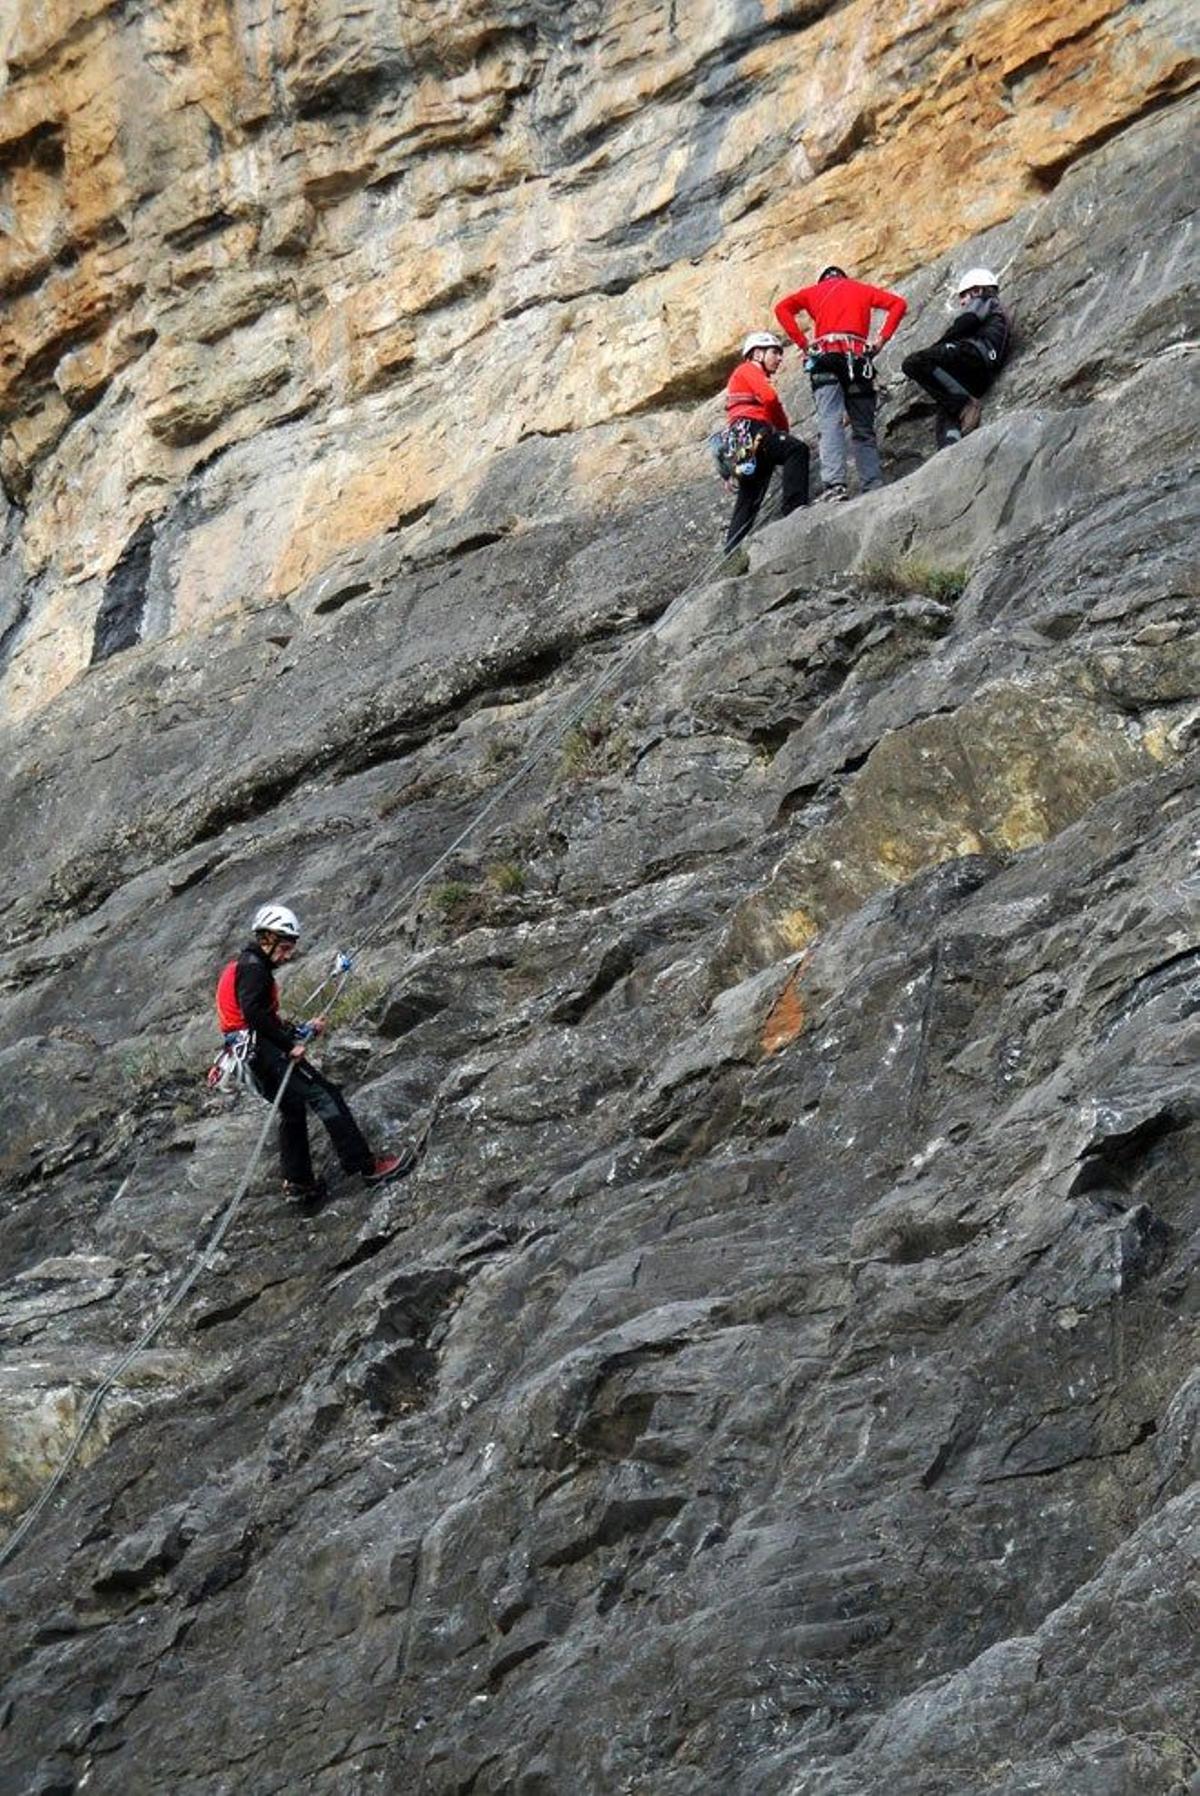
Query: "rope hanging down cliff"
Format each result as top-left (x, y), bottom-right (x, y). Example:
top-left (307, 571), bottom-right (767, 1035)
top-left (0, 481), bottom-right (788, 1572)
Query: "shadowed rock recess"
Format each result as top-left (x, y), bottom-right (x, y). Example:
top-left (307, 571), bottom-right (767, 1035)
top-left (1, 2), bottom-right (1198, 1791)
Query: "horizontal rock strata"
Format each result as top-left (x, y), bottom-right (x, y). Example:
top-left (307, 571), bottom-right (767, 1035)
top-left (0, 16), bottom-right (1197, 1796)
top-left (1, 0), bottom-right (1196, 716)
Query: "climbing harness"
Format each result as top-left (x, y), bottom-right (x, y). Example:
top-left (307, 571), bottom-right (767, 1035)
top-left (711, 417), bottom-right (765, 488)
top-left (805, 340), bottom-right (876, 394)
top-left (1, 472), bottom-right (791, 1570)
top-left (205, 1028), bottom-right (256, 1096)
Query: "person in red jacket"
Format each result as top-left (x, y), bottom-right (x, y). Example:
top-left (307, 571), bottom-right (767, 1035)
top-left (215, 901), bottom-right (410, 1208)
top-left (774, 265), bottom-right (908, 499)
top-left (720, 330), bottom-right (810, 550)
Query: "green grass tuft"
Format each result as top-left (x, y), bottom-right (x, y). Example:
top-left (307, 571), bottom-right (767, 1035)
top-left (857, 555), bottom-right (969, 601)
top-left (487, 861), bottom-right (527, 896)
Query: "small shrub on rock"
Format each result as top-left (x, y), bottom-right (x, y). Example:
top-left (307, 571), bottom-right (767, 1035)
top-left (858, 555), bottom-right (969, 601)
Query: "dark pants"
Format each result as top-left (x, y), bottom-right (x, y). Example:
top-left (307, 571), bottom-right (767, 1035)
top-left (725, 428), bottom-right (810, 550)
top-left (902, 343), bottom-right (992, 434)
top-left (251, 1040), bottom-right (373, 1184)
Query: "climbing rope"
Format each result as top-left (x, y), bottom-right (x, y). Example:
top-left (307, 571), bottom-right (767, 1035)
top-left (0, 959), bottom-right (357, 1573)
top-left (0, 1067), bottom-right (299, 1571)
top-left (335, 486), bottom-right (787, 970)
top-left (0, 478), bottom-right (787, 1568)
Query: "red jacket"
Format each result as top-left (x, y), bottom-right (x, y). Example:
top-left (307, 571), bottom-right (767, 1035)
top-left (774, 276), bottom-right (907, 354)
top-left (725, 359), bottom-right (789, 431)
top-left (215, 944), bottom-right (286, 1044)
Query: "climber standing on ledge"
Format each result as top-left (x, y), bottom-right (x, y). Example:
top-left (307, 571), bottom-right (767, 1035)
top-left (774, 264), bottom-right (907, 500)
top-left (214, 902), bottom-right (409, 1209)
top-left (901, 267), bottom-right (1012, 450)
top-left (720, 331), bottom-right (810, 551)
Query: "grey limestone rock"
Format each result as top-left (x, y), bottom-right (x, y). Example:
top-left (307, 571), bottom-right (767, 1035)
top-left (0, 80), bottom-right (1198, 1796)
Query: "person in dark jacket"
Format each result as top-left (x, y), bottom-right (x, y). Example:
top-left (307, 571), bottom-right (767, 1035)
top-left (721, 331), bottom-right (810, 550)
top-left (901, 267), bottom-right (1012, 449)
top-left (215, 902), bottom-right (408, 1207)
top-left (774, 265), bottom-right (908, 499)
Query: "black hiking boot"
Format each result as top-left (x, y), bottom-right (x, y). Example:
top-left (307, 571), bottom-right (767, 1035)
top-left (283, 1176), bottom-right (331, 1214)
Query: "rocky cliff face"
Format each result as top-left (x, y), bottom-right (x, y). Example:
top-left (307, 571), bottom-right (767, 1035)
top-left (1, 3), bottom-right (1198, 1794)
top-left (1, 0), bottom-right (1196, 717)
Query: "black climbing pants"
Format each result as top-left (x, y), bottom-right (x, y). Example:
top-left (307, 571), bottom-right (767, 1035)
top-left (725, 428), bottom-right (810, 551)
top-left (251, 1040), bottom-right (373, 1185)
top-left (901, 342), bottom-right (992, 418)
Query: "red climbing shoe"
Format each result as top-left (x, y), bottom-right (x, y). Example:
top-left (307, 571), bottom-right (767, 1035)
top-left (362, 1148), bottom-right (415, 1187)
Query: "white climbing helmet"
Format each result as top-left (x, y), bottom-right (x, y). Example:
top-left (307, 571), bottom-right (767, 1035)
top-left (958, 267), bottom-right (999, 294)
top-left (742, 331), bottom-right (784, 357)
top-left (252, 902), bottom-right (301, 939)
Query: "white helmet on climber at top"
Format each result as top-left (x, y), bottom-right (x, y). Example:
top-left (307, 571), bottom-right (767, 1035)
top-left (957, 267), bottom-right (999, 296)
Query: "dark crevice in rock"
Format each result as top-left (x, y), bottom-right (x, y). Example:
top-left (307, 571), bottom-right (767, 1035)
top-left (336, 727), bottom-right (433, 784)
top-left (162, 207), bottom-right (240, 251)
top-left (20, 302), bottom-right (125, 386)
top-left (496, 263), bottom-right (643, 327)
top-left (296, 60), bottom-right (411, 122)
top-left (1070, 1109), bottom-right (1193, 1198)
top-left (0, 117), bottom-right (65, 173)
top-left (333, 1230), bottom-right (405, 1275)
top-left (312, 580), bottom-right (373, 617)
top-left (772, 743), bottom-right (872, 824)
top-left (413, 269), bottom-right (495, 323)
top-left (1097, 947), bottom-right (1200, 1043)
top-left (420, 526), bottom-right (512, 567)
top-left (349, 1266), bottom-right (468, 1421)
top-left (624, 351), bottom-right (734, 415)
top-left (546, 939), bottom-right (641, 1024)
top-left (324, 625), bottom-right (601, 792)
top-left (539, 1492), bottom-right (688, 1570)
top-left (746, 718), bottom-right (807, 757)
top-left (91, 516), bottom-right (156, 666)
top-left (389, 496), bottom-right (437, 533)
top-left (193, 1281), bottom-right (286, 1331)
top-left (186, 762), bottom-right (315, 849)
top-left (988, 1417), bottom-right (1159, 1483)
top-left (0, 588), bottom-right (33, 672)
top-left (487, 1633), bottom-right (551, 1688)
top-left (773, 779), bottom-right (822, 824)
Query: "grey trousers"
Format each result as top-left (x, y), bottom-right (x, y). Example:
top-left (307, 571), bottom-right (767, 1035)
top-left (812, 380), bottom-right (883, 491)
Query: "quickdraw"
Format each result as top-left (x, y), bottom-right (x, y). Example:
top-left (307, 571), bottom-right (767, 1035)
top-left (711, 417), bottom-right (765, 489)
